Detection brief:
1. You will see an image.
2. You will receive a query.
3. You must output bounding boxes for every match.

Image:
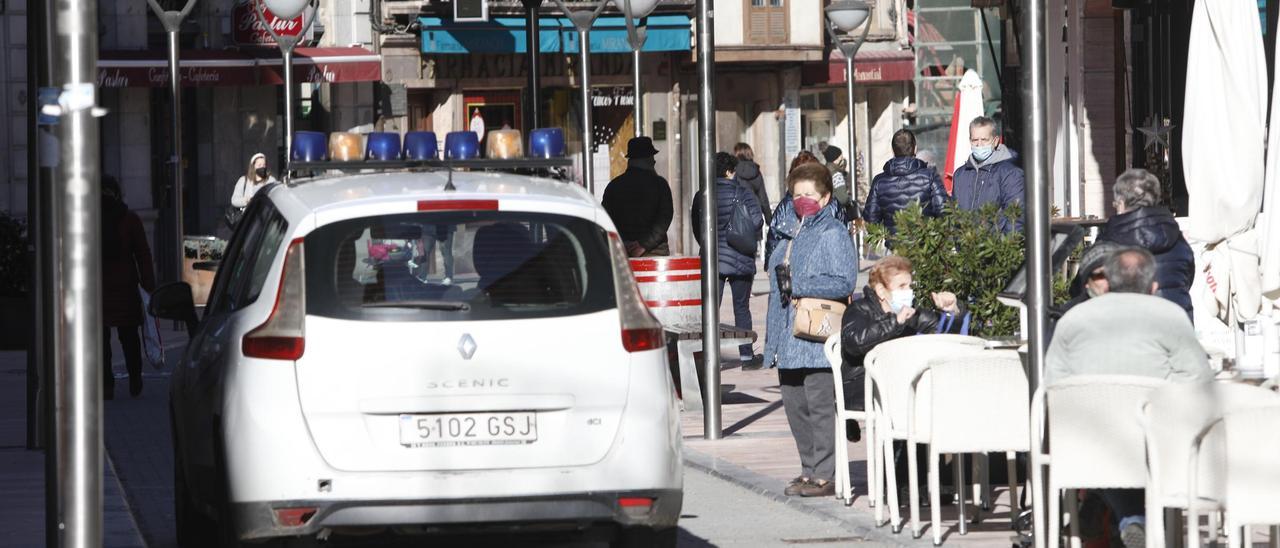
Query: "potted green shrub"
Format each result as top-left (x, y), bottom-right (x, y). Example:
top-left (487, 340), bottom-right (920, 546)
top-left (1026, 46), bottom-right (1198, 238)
top-left (866, 202), bottom-right (1070, 338)
top-left (0, 212), bottom-right (30, 350)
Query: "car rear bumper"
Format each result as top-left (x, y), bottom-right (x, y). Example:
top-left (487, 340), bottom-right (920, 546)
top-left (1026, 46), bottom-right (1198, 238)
top-left (233, 488), bottom-right (682, 541)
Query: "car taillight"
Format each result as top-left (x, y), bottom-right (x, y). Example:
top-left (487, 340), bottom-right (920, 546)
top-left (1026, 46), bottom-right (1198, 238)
top-left (606, 233), bottom-right (664, 353)
top-left (243, 238), bottom-right (306, 360)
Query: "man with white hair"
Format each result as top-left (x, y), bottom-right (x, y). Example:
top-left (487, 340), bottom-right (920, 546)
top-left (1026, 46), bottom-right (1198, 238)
top-left (1045, 246), bottom-right (1213, 548)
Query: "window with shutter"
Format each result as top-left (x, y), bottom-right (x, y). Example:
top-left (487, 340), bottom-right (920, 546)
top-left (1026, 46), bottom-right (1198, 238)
top-left (745, 0), bottom-right (788, 45)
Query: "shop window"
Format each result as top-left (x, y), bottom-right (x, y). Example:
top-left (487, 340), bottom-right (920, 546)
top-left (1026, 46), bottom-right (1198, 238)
top-left (745, 0), bottom-right (788, 45)
top-left (463, 92), bottom-right (523, 144)
top-left (911, 2), bottom-right (1002, 157)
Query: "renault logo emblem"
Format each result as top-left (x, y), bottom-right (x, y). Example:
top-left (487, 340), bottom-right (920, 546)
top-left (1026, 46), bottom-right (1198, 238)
top-left (458, 334), bottom-right (477, 360)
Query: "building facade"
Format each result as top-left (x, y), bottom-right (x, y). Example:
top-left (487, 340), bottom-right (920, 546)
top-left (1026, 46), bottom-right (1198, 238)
top-left (2, 0), bottom-right (381, 279)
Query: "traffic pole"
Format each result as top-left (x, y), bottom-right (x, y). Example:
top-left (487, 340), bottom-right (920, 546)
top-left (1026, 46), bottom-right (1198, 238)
top-left (522, 0), bottom-right (544, 132)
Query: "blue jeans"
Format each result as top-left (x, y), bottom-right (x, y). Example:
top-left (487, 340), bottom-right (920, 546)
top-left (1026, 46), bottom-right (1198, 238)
top-left (718, 275), bottom-right (754, 359)
top-left (1098, 489), bottom-right (1145, 533)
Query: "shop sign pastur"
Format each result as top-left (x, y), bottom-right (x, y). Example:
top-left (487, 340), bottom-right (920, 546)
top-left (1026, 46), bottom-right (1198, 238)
top-left (233, 0), bottom-right (305, 46)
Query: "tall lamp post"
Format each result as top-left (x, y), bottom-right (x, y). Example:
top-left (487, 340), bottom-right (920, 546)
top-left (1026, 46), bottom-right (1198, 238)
top-left (551, 0), bottom-right (609, 193)
top-left (256, 0), bottom-right (319, 174)
top-left (618, 0), bottom-right (658, 136)
top-left (823, 1), bottom-right (871, 205)
top-left (146, 0), bottom-right (198, 284)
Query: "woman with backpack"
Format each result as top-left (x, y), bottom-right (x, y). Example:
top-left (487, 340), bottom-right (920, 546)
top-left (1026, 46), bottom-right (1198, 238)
top-left (764, 163), bottom-right (859, 497)
top-left (692, 152), bottom-right (765, 368)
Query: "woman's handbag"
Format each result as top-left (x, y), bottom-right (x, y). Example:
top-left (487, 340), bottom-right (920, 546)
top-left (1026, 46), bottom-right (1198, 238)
top-left (782, 234), bottom-right (848, 341)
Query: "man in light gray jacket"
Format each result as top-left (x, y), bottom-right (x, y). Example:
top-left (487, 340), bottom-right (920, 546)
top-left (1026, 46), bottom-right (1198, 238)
top-left (1045, 247), bottom-right (1211, 384)
top-left (1044, 246), bottom-right (1213, 548)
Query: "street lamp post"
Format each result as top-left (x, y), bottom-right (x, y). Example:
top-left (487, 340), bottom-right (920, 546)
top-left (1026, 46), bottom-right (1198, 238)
top-left (618, 0), bottom-right (659, 136)
top-left (46, 0), bottom-right (105, 543)
top-left (256, 0), bottom-right (319, 175)
top-left (695, 0), bottom-right (720, 440)
top-left (823, 1), bottom-right (872, 205)
top-left (551, 0), bottom-right (609, 193)
top-left (146, 0), bottom-right (198, 284)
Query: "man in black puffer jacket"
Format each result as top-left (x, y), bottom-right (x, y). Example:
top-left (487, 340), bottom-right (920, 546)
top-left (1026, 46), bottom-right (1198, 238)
top-left (1090, 168), bottom-right (1194, 320)
top-left (863, 129), bottom-right (948, 236)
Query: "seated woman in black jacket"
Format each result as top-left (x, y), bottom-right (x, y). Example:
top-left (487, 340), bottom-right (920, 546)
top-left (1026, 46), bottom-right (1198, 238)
top-left (838, 255), bottom-right (966, 446)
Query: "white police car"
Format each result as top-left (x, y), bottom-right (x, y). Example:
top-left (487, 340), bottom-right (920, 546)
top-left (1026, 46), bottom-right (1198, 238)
top-left (153, 156), bottom-right (682, 547)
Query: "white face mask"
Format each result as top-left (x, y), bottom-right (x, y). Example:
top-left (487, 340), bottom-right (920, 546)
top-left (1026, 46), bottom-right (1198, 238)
top-left (889, 289), bottom-right (914, 312)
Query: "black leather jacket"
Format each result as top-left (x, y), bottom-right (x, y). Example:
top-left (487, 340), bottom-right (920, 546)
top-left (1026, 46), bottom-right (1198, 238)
top-left (840, 287), bottom-right (969, 369)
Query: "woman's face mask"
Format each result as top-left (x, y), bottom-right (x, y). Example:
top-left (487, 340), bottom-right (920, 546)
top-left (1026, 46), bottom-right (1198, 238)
top-left (255, 166), bottom-right (269, 179)
top-left (889, 289), bottom-right (914, 312)
top-left (793, 196), bottom-right (821, 219)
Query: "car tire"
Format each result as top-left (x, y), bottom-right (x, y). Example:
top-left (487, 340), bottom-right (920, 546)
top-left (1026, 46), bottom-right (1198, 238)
top-left (174, 422), bottom-right (216, 547)
top-left (613, 526), bottom-right (677, 548)
top-left (211, 426), bottom-right (250, 548)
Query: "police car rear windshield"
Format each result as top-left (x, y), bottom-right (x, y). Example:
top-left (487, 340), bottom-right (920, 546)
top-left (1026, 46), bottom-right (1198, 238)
top-left (305, 211), bottom-right (616, 321)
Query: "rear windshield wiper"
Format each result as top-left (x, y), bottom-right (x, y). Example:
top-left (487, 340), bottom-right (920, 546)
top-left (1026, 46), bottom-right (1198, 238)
top-left (362, 300), bottom-right (471, 311)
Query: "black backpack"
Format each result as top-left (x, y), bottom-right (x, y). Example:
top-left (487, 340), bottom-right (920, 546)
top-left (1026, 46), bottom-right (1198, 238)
top-left (723, 185), bottom-right (759, 256)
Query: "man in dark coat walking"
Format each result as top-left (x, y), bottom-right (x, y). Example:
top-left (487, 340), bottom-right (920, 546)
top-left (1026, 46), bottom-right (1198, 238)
top-left (863, 129), bottom-right (949, 235)
top-left (101, 176), bottom-right (157, 399)
top-left (602, 137), bottom-right (674, 257)
top-left (734, 142), bottom-right (772, 224)
top-left (952, 116), bottom-right (1025, 232)
top-left (693, 152), bottom-right (765, 367)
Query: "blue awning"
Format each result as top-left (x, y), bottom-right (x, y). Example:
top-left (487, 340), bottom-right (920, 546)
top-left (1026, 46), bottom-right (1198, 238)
top-left (419, 15), bottom-right (691, 54)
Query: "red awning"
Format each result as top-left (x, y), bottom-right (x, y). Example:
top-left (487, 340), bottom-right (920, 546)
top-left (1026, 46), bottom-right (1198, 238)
top-left (801, 49), bottom-right (917, 86)
top-left (97, 47), bottom-right (382, 88)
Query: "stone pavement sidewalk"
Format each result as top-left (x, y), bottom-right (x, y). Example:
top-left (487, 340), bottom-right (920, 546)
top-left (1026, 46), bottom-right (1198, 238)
top-left (0, 326), bottom-right (184, 548)
top-left (678, 269), bottom-right (1026, 547)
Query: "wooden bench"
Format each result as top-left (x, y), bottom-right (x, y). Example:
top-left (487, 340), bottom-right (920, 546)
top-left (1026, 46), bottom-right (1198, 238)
top-left (663, 323), bottom-right (758, 413)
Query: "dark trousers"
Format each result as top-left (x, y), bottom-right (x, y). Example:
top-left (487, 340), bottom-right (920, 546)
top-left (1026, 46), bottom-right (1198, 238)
top-left (718, 275), bottom-right (754, 359)
top-left (103, 325), bottom-right (142, 389)
top-left (780, 368), bottom-right (836, 482)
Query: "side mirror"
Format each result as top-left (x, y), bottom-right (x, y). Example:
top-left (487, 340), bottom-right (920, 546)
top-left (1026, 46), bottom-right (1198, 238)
top-left (149, 282), bottom-right (199, 333)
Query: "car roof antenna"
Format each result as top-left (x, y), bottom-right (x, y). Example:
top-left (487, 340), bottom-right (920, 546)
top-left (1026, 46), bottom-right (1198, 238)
top-left (443, 160), bottom-right (457, 192)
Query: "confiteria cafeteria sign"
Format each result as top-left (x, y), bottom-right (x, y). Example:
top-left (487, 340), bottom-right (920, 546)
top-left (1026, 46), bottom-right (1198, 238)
top-left (233, 0), bottom-right (305, 46)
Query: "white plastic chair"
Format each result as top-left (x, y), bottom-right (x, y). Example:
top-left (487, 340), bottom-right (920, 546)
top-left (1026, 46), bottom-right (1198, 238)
top-left (1139, 382), bottom-right (1280, 548)
top-left (864, 334), bottom-right (988, 534)
top-left (1030, 375), bottom-right (1167, 548)
top-left (825, 334), bottom-right (869, 506)
top-left (919, 350), bottom-right (1030, 546)
top-left (1192, 405), bottom-right (1280, 548)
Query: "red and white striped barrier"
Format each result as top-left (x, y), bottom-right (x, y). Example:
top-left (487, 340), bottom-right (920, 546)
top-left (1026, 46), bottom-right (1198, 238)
top-left (629, 256), bottom-right (703, 327)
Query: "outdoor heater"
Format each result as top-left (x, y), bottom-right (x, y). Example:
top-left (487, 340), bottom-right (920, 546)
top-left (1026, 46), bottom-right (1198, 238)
top-left (823, 0), bottom-right (872, 204)
top-left (257, 0), bottom-right (320, 174)
top-left (551, 0), bottom-right (610, 194)
top-left (617, 0), bottom-right (659, 136)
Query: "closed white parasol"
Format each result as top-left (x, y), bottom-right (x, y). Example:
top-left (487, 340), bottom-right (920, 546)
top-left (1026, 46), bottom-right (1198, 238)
top-left (1182, 0), bottom-right (1268, 322)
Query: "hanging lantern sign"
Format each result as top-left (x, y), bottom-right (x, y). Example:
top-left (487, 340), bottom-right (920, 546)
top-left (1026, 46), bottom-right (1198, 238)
top-left (235, 0), bottom-right (306, 46)
top-left (254, 0), bottom-right (317, 50)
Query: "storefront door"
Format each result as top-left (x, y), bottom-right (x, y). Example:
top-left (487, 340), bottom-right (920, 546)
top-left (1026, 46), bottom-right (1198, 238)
top-left (463, 91), bottom-right (523, 146)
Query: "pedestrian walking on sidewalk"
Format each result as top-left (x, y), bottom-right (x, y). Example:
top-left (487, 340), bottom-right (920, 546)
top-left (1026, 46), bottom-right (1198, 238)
top-left (763, 163), bottom-right (859, 498)
top-left (227, 152), bottom-right (276, 228)
top-left (733, 143), bottom-right (772, 224)
top-left (693, 152), bottom-right (765, 369)
top-left (863, 129), bottom-right (949, 237)
top-left (101, 176), bottom-right (157, 399)
top-left (601, 137), bottom-right (674, 257)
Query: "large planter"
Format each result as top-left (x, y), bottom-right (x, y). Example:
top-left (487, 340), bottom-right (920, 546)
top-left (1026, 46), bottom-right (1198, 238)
top-left (182, 236), bottom-right (225, 306)
top-left (0, 294), bottom-right (31, 350)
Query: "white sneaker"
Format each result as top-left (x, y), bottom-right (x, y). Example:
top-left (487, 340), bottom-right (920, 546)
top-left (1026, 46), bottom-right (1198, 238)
top-left (441, 277), bottom-right (452, 284)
